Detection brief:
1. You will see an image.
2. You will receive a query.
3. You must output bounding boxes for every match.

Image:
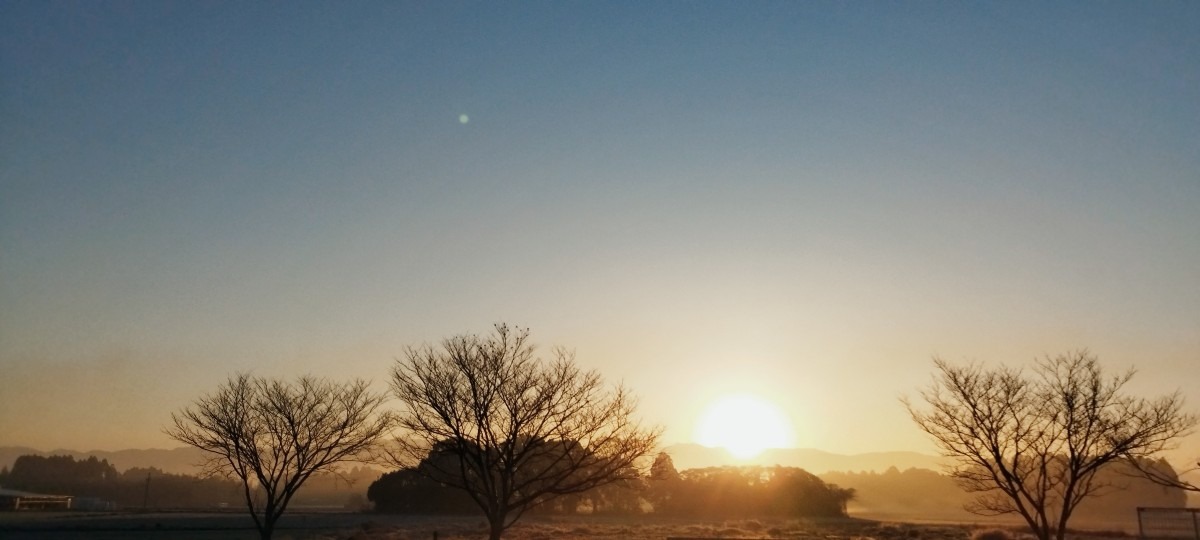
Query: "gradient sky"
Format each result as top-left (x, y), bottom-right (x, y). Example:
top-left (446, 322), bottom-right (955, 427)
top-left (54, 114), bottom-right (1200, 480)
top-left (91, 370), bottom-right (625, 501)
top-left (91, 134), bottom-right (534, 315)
top-left (2, 2), bottom-right (1197, 464)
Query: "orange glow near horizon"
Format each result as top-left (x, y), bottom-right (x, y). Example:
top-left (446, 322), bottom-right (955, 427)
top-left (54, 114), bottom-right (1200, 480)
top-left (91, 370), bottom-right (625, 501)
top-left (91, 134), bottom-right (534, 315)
top-left (694, 394), bottom-right (797, 459)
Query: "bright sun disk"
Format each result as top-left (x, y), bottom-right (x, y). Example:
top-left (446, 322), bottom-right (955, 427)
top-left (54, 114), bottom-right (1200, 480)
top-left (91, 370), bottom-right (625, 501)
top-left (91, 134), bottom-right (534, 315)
top-left (694, 394), bottom-right (796, 459)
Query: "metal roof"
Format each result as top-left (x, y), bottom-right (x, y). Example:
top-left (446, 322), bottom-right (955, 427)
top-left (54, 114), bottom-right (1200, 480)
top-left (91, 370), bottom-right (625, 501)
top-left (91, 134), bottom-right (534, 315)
top-left (0, 487), bottom-right (73, 498)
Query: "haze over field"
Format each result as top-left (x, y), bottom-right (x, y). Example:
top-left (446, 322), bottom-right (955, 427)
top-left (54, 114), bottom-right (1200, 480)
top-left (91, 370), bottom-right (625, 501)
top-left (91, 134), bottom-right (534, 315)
top-left (1, 2), bottom-right (1197, 467)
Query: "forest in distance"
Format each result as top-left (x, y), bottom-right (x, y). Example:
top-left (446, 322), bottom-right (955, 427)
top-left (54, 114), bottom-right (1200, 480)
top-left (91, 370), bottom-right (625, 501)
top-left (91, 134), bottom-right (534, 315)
top-left (0, 453), bottom-right (378, 510)
top-left (1, 447), bottom-right (1189, 530)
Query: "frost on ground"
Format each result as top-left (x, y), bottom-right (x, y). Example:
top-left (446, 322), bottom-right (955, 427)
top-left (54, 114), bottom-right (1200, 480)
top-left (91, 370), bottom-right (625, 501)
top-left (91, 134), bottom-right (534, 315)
top-left (332, 516), bottom-right (1021, 540)
top-left (0, 512), bottom-right (1134, 540)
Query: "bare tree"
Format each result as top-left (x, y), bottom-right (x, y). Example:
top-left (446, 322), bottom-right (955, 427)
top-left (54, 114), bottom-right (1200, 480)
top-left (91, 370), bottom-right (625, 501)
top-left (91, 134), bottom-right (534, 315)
top-left (390, 324), bottom-right (661, 540)
top-left (905, 351), bottom-right (1195, 540)
top-left (167, 374), bottom-right (396, 540)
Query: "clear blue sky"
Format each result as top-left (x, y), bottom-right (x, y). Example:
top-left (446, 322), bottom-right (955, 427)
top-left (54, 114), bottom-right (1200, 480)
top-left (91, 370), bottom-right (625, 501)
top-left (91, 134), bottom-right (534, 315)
top-left (2, 2), bottom-right (1197, 459)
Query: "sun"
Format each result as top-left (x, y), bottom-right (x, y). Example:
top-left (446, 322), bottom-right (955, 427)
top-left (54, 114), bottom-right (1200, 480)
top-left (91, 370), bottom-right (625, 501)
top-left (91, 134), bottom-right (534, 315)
top-left (694, 394), bottom-right (796, 459)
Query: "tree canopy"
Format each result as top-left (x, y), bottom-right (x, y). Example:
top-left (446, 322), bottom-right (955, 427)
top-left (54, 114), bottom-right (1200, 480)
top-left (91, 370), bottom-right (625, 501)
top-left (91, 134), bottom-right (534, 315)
top-left (167, 374), bottom-right (396, 540)
top-left (389, 324), bottom-right (660, 540)
top-left (905, 351), bottom-right (1196, 540)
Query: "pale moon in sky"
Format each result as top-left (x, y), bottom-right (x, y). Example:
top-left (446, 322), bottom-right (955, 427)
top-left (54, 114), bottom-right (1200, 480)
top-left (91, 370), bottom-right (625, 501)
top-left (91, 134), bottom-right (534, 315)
top-left (694, 394), bottom-right (797, 459)
top-left (459, 114), bottom-right (469, 124)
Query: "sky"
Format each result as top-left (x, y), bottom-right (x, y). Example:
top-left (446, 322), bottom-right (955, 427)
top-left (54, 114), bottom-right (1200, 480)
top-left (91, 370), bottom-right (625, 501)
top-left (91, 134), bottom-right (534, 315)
top-left (1, 2), bottom-right (1197, 465)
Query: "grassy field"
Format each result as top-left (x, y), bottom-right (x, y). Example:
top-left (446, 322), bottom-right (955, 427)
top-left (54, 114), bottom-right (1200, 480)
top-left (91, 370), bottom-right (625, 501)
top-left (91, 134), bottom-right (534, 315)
top-left (0, 511), bottom-right (1135, 540)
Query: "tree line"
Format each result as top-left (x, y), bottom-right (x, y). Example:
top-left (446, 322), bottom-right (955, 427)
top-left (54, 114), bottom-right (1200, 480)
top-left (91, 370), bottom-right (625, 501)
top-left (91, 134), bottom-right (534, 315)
top-left (368, 450), bottom-right (854, 518)
top-left (821, 460), bottom-right (1188, 526)
top-left (0, 454), bottom-right (239, 509)
top-left (0, 454), bottom-right (378, 510)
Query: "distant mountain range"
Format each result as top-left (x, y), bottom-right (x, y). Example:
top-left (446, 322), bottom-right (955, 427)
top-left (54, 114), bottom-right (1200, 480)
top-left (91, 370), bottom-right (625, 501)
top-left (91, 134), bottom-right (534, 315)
top-left (660, 443), bottom-right (945, 473)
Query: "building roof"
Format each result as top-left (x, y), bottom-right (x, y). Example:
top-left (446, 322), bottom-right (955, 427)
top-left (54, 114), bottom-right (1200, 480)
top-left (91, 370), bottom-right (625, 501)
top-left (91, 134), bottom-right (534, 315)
top-left (0, 487), bottom-right (73, 498)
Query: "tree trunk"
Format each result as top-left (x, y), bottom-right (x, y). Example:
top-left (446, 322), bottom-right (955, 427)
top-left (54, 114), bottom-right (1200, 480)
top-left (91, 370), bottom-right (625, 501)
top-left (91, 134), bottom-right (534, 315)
top-left (1055, 505), bottom-right (1075, 540)
top-left (1013, 505), bottom-right (1048, 540)
top-left (259, 514), bottom-right (277, 540)
top-left (487, 519), bottom-right (504, 540)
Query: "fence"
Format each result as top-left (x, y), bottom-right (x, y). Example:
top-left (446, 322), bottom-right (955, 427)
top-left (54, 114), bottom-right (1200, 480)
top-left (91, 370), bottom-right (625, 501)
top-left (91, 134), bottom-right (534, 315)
top-left (1138, 507), bottom-right (1200, 540)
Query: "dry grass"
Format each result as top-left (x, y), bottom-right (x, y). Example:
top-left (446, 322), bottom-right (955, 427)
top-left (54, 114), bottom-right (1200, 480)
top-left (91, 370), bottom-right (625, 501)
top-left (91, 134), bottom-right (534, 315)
top-left (330, 516), bottom-right (1138, 540)
top-left (329, 516), bottom-right (982, 540)
top-left (0, 512), bottom-right (1138, 540)
top-left (969, 529), bottom-right (1016, 540)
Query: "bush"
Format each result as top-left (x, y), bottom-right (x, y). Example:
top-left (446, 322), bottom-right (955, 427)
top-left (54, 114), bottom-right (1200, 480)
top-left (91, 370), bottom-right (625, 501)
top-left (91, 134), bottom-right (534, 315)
top-left (971, 529), bottom-right (1015, 540)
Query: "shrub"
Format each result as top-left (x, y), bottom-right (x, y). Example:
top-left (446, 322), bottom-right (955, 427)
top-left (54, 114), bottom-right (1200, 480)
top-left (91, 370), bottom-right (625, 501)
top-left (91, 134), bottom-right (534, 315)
top-left (971, 529), bottom-right (1015, 540)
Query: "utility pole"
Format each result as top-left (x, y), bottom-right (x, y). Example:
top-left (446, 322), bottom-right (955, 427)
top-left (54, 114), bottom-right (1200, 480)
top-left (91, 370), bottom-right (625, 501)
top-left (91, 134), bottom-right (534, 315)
top-left (142, 471), bottom-right (151, 510)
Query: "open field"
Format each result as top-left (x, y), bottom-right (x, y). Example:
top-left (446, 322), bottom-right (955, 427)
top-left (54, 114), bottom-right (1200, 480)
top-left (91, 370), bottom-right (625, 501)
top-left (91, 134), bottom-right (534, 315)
top-left (0, 512), bottom-right (1138, 540)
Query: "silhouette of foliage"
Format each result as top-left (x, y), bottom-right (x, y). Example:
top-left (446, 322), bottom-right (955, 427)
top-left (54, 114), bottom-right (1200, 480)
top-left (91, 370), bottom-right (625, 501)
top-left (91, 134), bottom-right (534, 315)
top-left (821, 466), bottom-right (971, 520)
top-left (646, 452), bottom-right (682, 513)
top-left (369, 445), bottom-right (850, 520)
top-left (821, 462), bottom-right (1186, 527)
top-left (0, 455), bottom-right (241, 508)
top-left (905, 351), bottom-right (1196, 540)
top-left (651, 465), bottom-right (853, 518)
top-left (367, 467), bottom-right (478, 514)
top-left (576, 469), bottom-right (646, 514)
top-left (1, 455), bottom-right (117, 493)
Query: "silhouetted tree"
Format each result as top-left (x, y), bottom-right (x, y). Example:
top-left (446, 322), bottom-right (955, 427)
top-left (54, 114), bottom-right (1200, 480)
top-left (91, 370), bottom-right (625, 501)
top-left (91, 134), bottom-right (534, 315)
top-left (581, 468), bottom-right (646, 514)
top-left (0, 456), bottom-right (242, 508)
top-left (820, 463), bottom-right (1185, 526)
top-left (167, 374), bottom-right (397, 540)
top-left (0, 455), bottom-right (118, 495)
top-left (646, 452), bottom-right (681, 512)
top-left (119, 466), bottom-right (242, 509)
top-left (905, 351), bottom-right (1196, 540)
top-left (768, 467), bottom-right (855, 516)
top-left (650, 452), bottom-right (681, 482)
top-left (821, 467), bottom-right (973, 520)
top-left (653, 465), bottom-right (852, 518)
top-left (367, 467), bottom-right (477, 514)
top-left (390, 324), bottom-right (660, 540)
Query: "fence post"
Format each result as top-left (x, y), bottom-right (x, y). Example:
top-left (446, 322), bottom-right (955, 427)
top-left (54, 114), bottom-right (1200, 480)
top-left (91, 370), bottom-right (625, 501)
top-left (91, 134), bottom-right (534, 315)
top-left (1138, 507), bottom-right (1146, 539)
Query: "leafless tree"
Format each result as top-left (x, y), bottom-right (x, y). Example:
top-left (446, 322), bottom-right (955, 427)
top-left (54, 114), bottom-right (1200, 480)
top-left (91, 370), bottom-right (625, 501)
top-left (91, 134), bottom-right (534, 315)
top-left (390, 324), bottom-right (661, 540)
top-left (167, 374), bottom-right (396, 540)
top-left (904, 351), bottom-right (1195, 540)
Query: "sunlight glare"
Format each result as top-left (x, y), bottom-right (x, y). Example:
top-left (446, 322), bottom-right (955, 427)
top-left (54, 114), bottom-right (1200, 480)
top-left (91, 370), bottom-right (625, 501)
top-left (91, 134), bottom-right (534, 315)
top-left (694, 394), bottom-right (796, 459)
